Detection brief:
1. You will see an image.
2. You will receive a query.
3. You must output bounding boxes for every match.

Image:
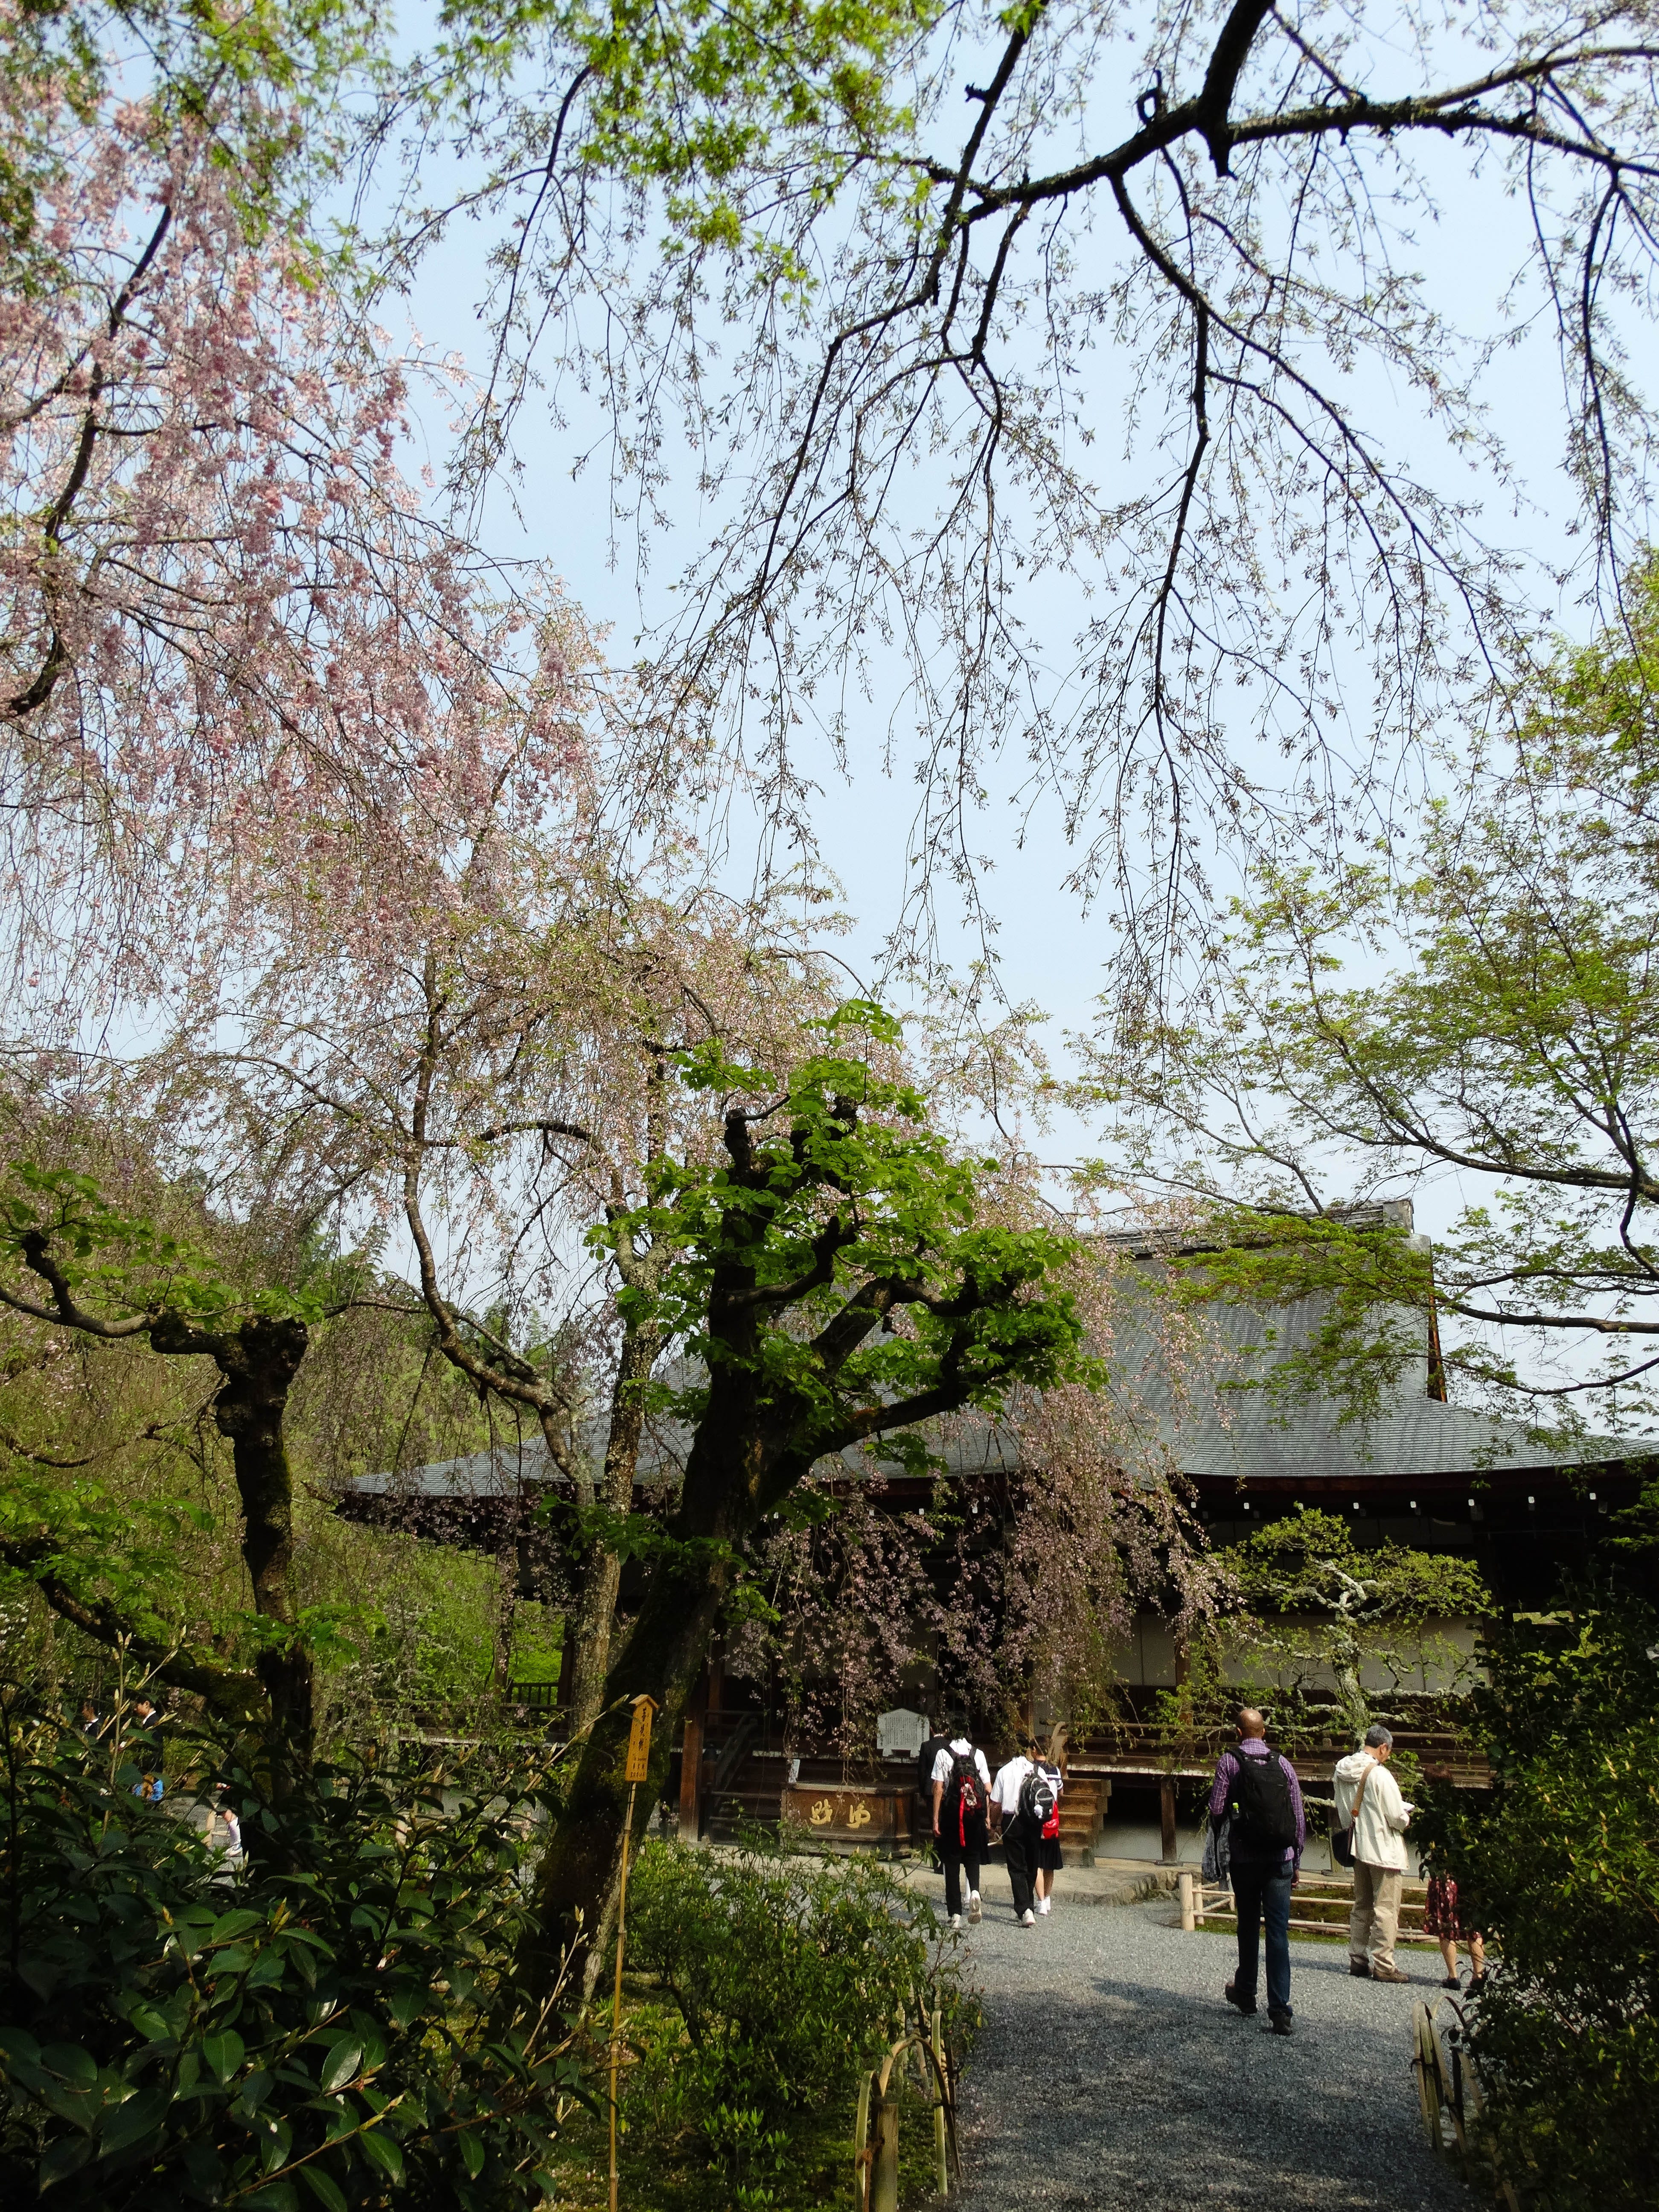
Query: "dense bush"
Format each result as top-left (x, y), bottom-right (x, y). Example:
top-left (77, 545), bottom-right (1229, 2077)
top-left (0, 1702), bottom-right (583, 2209)
top-left (1418, 1586), bottom-right (1659, 2209)
top-left (616, 1840), bottom-right (971, 2204)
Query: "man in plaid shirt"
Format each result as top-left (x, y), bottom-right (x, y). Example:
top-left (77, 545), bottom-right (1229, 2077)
top-left (1208, 1706), bottom-right (1306, 2037)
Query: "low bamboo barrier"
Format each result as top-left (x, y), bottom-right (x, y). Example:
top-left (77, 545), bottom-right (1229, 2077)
top-left (1178, 1868), bottom-right (1440, 1945)
top-left (852, 2007), bottom-right (959, 2212)
top-left (1410, 1994), bottom-right (1522, 2212)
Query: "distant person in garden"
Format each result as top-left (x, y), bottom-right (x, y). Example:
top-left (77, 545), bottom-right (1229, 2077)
top-left (1032, 1728), bottom-right (1066, 1915)
top-left (1334, 1724), bottom-right (1415, 1983)
top-left (128, 1694), bottom-right (165, 1801)
top-left (214, 1797), bottom-right (244, 1866)
top-left (1420, 1842), bottom-right (1486, 1992)
top-left (1208, 1705), bottom-right (1305, 2037)
top-left (991, 1733), bottom-right (1057, 1928)
top-left (76, 1697), bottom-right (102, 1739)
top-left (931, 1715), bottom-right (991, 1929)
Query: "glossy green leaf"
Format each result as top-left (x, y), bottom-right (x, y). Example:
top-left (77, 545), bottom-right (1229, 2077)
top-left (318, 2041), bottom-right (361, 2094)
top-left (98, 2084), bottom-right (172, 2159)
top-left (297, 2162), bottom-right (348, 2212)
top-left (201, 2030), bottom-right (245, 2084)
top-left (39, 2133), bottom-right (94, 2190)
top-left (359, 2124), bottom-right (404, 2184)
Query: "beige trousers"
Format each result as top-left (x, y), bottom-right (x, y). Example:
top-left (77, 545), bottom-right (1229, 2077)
top-left (1349, 1861), bottom-right (1404, 1970)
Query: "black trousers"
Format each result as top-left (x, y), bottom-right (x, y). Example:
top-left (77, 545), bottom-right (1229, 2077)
top-left (939, 1814), bottom-right (987, 1917)
top-left (1001, 1814), bottom-right (1039, 1916)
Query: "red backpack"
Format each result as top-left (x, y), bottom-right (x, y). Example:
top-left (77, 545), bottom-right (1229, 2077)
top-left (946, 1750), bottom-right (984, 1844)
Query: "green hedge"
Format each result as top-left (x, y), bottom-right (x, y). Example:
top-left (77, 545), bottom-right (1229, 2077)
top-left (0, 1705), bottom-right (578, 2209)
top-left (1418, 1587), bottom-right (1659, 2208)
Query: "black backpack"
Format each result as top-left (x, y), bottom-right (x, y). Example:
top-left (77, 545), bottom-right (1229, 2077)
top-left (1019, 1766), bottom-right (1058, 1832)
top-left (1226, 1746), bottom-right (1298, 1851)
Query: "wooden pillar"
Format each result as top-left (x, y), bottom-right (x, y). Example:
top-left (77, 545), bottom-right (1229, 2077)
top-left (679, 1712), bottom-right (704, 1841)
top-left (1160, 1774), bottom-right (1178, 1863)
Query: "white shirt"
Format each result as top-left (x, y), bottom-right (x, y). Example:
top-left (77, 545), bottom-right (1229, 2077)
top-left (930, 1739), bottom-right (991, 1790)
top-left (990, 1755), bottom-right (1034, 1815)
top-left (1333, 1751), bottom-right (1413, 1871)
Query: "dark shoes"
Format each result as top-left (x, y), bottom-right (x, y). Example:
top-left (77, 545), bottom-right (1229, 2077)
top-left (1441, 1976), bottom-right (1461, 1989)
top-left (1223, 1982), bottom-right (1258, 2016)
top-left (1370, 1964), bottom-right (1411, 1984)
top-left (1263, 2010), bottom-right (1294, 2037)
top-left (1349, 1960), bottom-right (1371, 1977)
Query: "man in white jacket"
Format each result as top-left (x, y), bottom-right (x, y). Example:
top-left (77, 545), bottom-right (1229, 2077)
top-left (1333, 1724), bottom-right (1414, 1983)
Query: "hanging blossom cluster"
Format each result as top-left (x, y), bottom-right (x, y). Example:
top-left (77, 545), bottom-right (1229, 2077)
top-left (724, 1249), bottom-right (1228, 1754)
top-left (0, 68), bottom-right (598, 1023)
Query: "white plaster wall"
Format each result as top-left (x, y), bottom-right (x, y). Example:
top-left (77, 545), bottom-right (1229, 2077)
top-left (1112, 1610), bottom-right (1484, 1696)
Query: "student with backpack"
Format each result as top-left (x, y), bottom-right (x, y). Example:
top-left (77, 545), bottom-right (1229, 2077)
top-left (930, 1717), bottom-right (991, 1929)
top-left (991, 1734), bottom-right (1059, 1927)
top-left (1207, 1705), bottom-right (1306, 2037)
top-left (1031, 1730), bottom-right (1066, 1915)
top-left (916, 1717), bottom-right (951, 1856)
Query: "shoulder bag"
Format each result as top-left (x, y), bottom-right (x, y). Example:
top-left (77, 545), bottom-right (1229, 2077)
top-left (1331, 1758), bottom-right (1377, 1870)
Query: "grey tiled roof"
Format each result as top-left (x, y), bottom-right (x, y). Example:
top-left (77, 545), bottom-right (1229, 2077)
top-left (1105, 1287), bottom-right (1621, 1484)
top-left (345, 1254), bottom-right (1634, 1501)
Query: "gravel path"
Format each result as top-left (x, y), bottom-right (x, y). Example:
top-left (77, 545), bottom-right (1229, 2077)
top-left (951, 1898), bottom-right (1470, 2211)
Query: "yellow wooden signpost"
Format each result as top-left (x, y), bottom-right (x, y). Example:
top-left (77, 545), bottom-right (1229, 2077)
top-left (609, 1695), bottom-right (656, 2212)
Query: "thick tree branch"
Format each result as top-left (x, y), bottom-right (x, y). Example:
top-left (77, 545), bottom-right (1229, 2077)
top-left (1196, 0), bottom-right (1276, 176)
top-left (0, 1229), bottom-right (154, 1338)
top-left (0, 1534), bottom-right (265, 1718)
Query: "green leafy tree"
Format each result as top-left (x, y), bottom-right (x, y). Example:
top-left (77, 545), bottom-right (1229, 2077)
top-left (1083, 562), bottom-right (1659, 1444)
top-left (527, 1003), bottom-right (1095, 1983)
top-left (0, 1167), bottom-right (362, 1767)
top-left (1415, 1587), bottom-right (1659, 2209)
top-left (1216, 1508), bottom-right (1491, 1744)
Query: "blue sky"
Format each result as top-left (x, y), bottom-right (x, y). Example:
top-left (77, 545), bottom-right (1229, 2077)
top-left (372, 6), bottom-right (1641, 1216)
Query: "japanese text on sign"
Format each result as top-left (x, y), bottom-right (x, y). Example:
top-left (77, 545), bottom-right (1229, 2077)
top-left (625, 1697), bottom-right (656, 1782)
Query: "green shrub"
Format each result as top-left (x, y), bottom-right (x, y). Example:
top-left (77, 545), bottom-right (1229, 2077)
top-left (618, 1840), bottom-right (969, 2196)
top-left (1418, 1587), bottom-right (1659, 2208)
top-left (0, 1702), bottom-right (584, 2209)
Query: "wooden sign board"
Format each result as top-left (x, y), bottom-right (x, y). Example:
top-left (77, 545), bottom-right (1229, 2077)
top-left (782, 1786), bottom-right (913, 1847)
top-left (625, 1697), bottom-right (656, 1783)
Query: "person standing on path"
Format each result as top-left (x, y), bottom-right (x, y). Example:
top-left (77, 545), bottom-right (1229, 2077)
top-left (1208, 1705), bottom-right (1306, 2037)
top-left (917, 1717), bottom-right (951, 1860)
top-left (931, 1718), bottom-right (991, 1929)
top-left (1420, 1843), bottom-right (1486, 1992)
top-left (1032, 1730), bottom-right (1066, 1915)
top-left (990, 1735), bottom-right (1050, 1928)
top-left (1334, 1724), bottom-right (1415, 1984)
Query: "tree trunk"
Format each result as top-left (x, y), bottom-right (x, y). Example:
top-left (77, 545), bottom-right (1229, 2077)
top-left (561, 1316), bottom-right (661, 1735)
top-left (159, 1312), bottom-right (315, 1770)
top-left (529, 1540), bottom-right (730, 1997)
top-left (1330, 1626), bottom-right (1369, 1746)
top-left (526, 1374), bottom-right (780, 1996)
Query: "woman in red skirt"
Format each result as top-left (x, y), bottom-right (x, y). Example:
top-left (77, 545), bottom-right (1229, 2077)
top-left (1422, 1851), bottom-right (1487, 1991)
